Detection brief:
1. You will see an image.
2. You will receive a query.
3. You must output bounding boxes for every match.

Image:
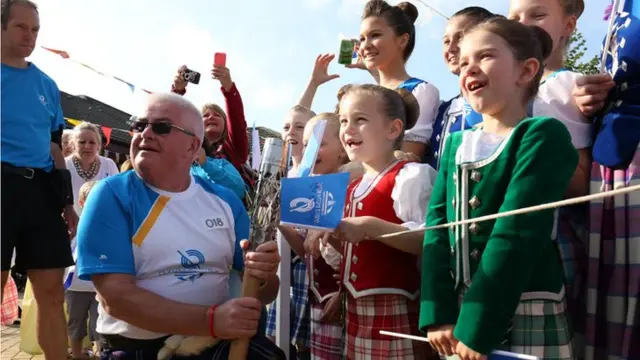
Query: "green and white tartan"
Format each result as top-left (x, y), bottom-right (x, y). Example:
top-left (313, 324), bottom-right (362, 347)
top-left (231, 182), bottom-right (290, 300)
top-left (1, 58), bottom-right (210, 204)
top-left (504, 298), bottom-right (574, 360)
top-left (454, 287), bottom-right (574, 359)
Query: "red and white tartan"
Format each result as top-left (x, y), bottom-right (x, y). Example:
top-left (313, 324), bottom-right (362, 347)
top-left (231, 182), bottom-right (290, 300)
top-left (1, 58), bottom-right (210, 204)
top-left (309, 300), bottom-right (344, 359)
top-left (2, 277), bottom-right (19, 325)
top-left (345, 293), bottom-right (434, 360)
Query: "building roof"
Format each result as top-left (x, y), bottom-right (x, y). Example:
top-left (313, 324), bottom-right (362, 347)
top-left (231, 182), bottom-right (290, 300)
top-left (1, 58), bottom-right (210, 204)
top-left (61, 91), bottom-right (133, 147)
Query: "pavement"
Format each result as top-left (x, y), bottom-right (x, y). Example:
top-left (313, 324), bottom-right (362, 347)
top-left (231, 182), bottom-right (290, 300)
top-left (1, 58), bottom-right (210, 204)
top-left (1, 323), bottom-right (45, 360)
top-left (1, 289), bottom-right (45, 360)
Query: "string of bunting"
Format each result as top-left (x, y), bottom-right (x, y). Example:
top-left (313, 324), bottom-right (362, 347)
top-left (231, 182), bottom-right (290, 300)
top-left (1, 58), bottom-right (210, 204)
top-left (41, 46), bottom-right (153, 94)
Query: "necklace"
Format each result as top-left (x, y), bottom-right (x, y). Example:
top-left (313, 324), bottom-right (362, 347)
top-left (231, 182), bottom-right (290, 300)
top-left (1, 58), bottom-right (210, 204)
top-left (73, 156), bottom-right (99, 181)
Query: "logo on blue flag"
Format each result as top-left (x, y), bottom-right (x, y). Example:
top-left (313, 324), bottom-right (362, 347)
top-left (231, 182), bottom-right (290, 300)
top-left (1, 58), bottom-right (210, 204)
top-left (280, 172), bottom-right (349, 230)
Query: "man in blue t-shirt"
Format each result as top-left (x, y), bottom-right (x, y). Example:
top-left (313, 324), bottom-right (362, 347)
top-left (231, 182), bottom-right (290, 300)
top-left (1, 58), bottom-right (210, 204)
top-left (76, 93), bottom-right (285, 359)
top-left (1, 1), bottom-right (78, 359)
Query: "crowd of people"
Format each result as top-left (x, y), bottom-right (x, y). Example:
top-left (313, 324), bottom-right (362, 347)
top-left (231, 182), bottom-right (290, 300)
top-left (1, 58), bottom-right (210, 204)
top-left (1, 0), bottom-right (638, 360)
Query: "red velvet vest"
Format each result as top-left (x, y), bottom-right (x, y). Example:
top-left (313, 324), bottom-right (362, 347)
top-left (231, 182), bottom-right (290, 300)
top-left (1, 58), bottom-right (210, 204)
top-left (309, 254), bottom-right (340, 304)
top-left (340, 161), bottom-right (420, 300)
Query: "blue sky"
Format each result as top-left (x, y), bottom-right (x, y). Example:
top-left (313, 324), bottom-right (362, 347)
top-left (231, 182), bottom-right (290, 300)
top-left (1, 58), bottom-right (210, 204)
top-left (29, 0), bottom-right (610, 132)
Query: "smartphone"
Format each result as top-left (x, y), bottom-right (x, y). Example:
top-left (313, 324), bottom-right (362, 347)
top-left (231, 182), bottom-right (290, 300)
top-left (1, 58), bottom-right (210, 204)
top-left (182, 68), bottom-right (201, 84)
top-left (214, 52), bottom-right (227, 67)
top-left (338, 39), bottom-right (356, 65)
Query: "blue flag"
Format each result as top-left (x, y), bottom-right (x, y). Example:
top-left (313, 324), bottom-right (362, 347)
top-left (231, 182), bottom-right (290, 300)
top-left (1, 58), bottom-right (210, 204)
top-left (280, 172), bottom-right (350, 230)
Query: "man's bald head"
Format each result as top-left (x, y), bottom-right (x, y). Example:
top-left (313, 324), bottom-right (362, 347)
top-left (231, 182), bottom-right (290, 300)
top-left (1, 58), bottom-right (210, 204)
top-left (147, 93), bottom-right (204, 144)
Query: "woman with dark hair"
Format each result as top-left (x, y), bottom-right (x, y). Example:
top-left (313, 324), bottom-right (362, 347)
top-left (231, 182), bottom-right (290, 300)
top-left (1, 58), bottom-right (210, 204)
top-left (348, 0), bottom-right (440, 160)
top-left (171, 64), bottom-right (254, 189)
top-left (428, 6), bottom-right (496, 169)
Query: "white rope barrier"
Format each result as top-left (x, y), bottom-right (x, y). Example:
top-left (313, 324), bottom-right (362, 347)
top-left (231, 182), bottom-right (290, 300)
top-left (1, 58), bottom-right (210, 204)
top-left (377, 184), bottom-right (640, 240)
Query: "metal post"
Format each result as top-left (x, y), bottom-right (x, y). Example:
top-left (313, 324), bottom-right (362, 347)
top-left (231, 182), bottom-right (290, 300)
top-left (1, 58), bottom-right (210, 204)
top-left (275, 231), bottom-right (291, 358)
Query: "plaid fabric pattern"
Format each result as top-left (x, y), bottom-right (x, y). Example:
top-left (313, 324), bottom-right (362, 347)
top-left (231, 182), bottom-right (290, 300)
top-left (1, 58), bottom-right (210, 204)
top-left (266, 256), bottom-right (310, 348)
top-left (585, 149), bottom-right (640, 360)
top-left (309, 299), bottom-right (344, 359)
top-left (1, 276), bottom-right (19, 325)
top-left (554, 205), bottom-right (588, 338)
top-left (506, 298), bottom-right (574, 360)
top-left (345, 294), bottom-right (432, 360)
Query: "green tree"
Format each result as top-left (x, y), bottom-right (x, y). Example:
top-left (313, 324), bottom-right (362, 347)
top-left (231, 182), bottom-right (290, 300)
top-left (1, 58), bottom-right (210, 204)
top-left (564, 31), bottom-right (601, 74)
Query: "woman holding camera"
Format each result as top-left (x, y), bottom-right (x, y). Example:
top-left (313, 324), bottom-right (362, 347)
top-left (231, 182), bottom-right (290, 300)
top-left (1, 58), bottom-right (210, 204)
top-left (171, 64), bottom-right (253, 190)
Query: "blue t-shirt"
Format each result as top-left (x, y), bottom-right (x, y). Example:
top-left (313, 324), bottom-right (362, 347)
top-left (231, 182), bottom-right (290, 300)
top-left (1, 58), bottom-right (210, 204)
top-left (76, 171), bottom-right (248, 339)
top-left (1, 63), bottom-right (64, 171)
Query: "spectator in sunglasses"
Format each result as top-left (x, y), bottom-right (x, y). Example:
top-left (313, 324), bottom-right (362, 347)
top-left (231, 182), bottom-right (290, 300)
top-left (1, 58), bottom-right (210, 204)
top-left (77, 93), bottom-right (284, 359)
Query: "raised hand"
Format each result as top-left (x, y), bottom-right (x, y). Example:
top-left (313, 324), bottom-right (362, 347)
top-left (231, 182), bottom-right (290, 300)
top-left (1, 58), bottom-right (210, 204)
top-left (173, 65), bottom-right (188, 92)
top-left (310, 54), bottom-right (340, 86)
top-left (344, 40), bottom-right (366, 70)
top-left (573, 73), bottom-right (616, 117)
top-left (211, 65), bottom-right (233, 91)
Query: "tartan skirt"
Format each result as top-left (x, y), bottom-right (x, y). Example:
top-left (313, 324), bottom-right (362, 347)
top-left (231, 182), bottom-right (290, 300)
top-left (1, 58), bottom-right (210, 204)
top-left (585, 148), bottom-right (640, 360)
top-left (345, 293), bottom-right (434, 360)
top-left (554, 205), bottom-right (589, 340)
top-left (309, 299), bottom-right (344, 359)
top-left (505, 298), bottom-right (574, 360)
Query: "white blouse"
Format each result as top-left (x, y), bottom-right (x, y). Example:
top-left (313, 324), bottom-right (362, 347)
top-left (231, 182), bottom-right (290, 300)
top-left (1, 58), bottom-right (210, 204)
top-left (353, 162), bottom-right (438, 230)
top-left (65, 155), bottom-right (119, 215)
top-left (404, 82), bottom-right (441, 145)
top-left (533, 71), bottom-right (592, 149)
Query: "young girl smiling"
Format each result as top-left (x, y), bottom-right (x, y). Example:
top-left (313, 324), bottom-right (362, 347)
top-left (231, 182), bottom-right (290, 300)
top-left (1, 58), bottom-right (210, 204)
top-left (334, 84), bottom-right (437, 359)
top-left (429, 6), bottom-right (495, 169)
top-left (420, 18), bottom-right (578, 360)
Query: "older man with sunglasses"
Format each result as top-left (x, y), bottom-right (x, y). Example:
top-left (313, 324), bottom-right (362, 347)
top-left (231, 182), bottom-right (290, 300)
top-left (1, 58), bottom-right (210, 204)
top-left (75, 93), bottom-right (285, 359)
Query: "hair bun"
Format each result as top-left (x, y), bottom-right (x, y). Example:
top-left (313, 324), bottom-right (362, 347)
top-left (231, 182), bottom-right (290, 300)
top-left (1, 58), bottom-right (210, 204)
top-left (396, 1), bottom-right (418, 24)
top-left (529, 26), bottom-right (553, 61)
top-left (394, 88), bottom-right (420, 130)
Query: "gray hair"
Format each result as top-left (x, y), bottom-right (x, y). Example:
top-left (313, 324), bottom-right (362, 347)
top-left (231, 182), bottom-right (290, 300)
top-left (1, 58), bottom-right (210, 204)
top-left (73, 122), bottom-right (102, 147)
top-left (147, 93), bottom-right (204, 144)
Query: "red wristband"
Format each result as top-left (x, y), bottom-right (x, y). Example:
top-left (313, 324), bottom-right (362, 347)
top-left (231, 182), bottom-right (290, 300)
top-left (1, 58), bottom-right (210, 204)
top-left (207, 305), bottom-right (218, 338)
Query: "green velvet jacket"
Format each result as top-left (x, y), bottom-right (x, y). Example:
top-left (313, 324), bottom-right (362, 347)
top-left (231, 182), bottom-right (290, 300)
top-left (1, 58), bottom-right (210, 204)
top-left (419, 117), bottom-right (578, 354)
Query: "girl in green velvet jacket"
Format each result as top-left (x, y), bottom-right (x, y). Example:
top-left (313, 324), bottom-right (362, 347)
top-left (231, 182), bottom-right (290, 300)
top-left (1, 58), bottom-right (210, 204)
top-left (419, 18), bottom-right (578, 360)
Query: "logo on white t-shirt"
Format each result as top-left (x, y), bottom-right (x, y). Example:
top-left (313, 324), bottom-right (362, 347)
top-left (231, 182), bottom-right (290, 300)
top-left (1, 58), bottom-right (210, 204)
top-left (175, 249), bottom-right (205, 282)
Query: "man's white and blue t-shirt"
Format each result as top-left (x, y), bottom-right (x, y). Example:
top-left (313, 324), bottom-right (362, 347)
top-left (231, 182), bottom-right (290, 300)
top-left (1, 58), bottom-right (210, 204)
top-left (76, 171), bottom-right (248, 340)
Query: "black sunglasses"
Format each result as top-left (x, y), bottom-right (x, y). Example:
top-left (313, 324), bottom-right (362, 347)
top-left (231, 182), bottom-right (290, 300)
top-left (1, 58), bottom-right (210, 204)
top-left (128, 117), bottom-right (195, 137)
